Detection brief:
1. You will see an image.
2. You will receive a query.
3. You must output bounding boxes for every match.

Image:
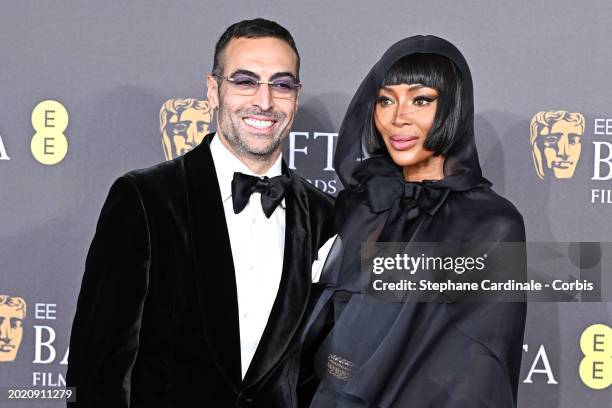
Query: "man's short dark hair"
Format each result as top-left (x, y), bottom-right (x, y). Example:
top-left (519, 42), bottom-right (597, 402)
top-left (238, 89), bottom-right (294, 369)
top-left (212, 18), bottom-right (300, 80)
top-left (365, 53), bottom-right (462, 156)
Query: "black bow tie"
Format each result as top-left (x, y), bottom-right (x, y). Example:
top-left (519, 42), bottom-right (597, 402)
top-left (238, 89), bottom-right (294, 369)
top-left (231, 172), bottom-right (292, 218)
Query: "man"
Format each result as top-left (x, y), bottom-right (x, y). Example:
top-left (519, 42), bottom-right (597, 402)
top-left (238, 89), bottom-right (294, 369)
top-left (0, 295), bottom-right (26, 362)
top-left (159, 98), bottom-right (212, 160)
top-left (530, 110), bottom-right (585, 179)
top-left (67, 18), bottom-right (334, 407)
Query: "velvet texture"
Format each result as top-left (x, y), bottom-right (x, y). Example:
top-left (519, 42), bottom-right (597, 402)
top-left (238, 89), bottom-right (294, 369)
top-left (67, 134), bottom-right (335, 407)
top-left (302, 36), bottom-right (527, 407)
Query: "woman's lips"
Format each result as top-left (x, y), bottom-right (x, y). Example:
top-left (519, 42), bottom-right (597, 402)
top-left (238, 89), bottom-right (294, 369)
top-left (389, 135), bottom-right (419, 151)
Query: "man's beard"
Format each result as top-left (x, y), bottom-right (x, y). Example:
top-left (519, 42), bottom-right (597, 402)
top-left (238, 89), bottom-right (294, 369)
top-left (217, 102), bottom-right (290, 162)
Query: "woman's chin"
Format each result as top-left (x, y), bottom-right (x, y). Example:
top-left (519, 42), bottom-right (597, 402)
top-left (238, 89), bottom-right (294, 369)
top-left (388, 152), bottom-right (421, 169)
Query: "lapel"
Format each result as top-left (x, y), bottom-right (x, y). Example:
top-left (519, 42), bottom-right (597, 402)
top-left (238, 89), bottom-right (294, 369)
top-left (241, 167), bottom-right (311, 388)
top-left (183, 134), bottom-right (242, 390)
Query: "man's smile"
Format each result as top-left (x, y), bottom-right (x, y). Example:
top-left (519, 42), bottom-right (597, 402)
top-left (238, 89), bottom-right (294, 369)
top-left (243, 116), bottom-right (277, 130)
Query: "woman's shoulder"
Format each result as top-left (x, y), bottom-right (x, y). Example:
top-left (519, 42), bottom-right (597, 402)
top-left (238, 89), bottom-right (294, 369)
top-left (458, 186), bottom-right (522, 217)
top-left (451, 186), bottom-right (525, 241)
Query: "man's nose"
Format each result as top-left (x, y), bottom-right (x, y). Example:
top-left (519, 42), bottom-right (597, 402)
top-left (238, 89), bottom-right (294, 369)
top-left (0, 322), bottom-right (10, 342)
top-left (252, 83), bottom-right (274, 111)
top-left (186, 124), bottom-right (196, 144)
top-left (557, 134), bottom-right (570, 159)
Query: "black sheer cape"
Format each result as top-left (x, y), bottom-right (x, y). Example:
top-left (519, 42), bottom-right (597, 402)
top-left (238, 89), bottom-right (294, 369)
top-left (303, 36), bottom-right (527, 407)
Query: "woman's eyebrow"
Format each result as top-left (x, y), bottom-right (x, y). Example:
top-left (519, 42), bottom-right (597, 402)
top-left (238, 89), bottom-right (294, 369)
top-left (380, 83), bottom-right (427, 91)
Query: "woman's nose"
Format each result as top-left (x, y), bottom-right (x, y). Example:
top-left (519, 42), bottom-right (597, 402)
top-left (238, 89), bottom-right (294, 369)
top-left (392, 104), bottom-right (415, 126)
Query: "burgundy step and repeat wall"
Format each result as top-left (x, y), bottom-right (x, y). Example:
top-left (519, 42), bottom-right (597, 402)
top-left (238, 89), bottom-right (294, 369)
top-left (1, 1), bottom-right (611, 406)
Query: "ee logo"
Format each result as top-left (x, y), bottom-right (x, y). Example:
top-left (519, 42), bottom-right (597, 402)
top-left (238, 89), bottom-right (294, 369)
top-left (31, 100), bottom-right (69, 165)
top-left (579, 323), bottom-right (612, 389)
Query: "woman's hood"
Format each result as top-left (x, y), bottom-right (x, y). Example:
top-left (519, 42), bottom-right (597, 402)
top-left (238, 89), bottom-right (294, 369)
top-left (333, 35), bottom-right (485, 190)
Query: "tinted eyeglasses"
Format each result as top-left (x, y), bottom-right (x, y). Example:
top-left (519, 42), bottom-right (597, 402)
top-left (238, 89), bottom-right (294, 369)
top-left (214, 73), bottom-right (301, 99)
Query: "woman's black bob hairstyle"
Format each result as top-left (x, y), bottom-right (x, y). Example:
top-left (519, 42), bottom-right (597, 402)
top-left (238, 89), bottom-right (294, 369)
top-left (365, 53), bottom-right (463, 156)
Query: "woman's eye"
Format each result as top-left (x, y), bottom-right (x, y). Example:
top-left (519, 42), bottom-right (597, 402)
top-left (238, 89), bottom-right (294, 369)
top-left (413, 96), bottom-right (435, 106)
top-left (377, 96), bottom-right (394, 106)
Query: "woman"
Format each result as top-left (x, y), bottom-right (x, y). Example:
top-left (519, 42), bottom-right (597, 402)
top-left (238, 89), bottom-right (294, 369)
top-left (303, 36), bottom-right (526, 407)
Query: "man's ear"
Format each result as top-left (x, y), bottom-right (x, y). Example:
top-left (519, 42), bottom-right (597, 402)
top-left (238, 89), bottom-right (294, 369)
top-left (206, 74), bottom-right (219, 110)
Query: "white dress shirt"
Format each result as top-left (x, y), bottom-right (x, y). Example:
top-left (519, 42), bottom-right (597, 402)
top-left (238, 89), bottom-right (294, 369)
top-left (311, 235), bottom-right (337, 283)
top-left (210, 135), bottom-right (285, 379)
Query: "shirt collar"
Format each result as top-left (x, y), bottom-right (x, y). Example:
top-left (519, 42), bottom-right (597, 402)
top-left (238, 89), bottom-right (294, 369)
top-left (210, 133), bottom-right (283, 203)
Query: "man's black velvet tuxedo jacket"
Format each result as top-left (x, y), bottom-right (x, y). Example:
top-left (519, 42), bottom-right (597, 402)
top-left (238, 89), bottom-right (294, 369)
top-left (66, 136), bottom-right (335, 407)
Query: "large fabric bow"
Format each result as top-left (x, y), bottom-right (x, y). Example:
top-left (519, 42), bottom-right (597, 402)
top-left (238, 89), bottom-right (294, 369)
top-left (365, 176), bottom-right (450, 214)
top-left (365, 176), bottom-right (450, 241)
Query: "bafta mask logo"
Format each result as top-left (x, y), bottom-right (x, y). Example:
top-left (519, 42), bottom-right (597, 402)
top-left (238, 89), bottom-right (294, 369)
top-left (530, 110), bottom-right (585, 180)
top-left (0, 295), bottom-right (27, 362)
top-left (160, 98), bottom-right (212, 160)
